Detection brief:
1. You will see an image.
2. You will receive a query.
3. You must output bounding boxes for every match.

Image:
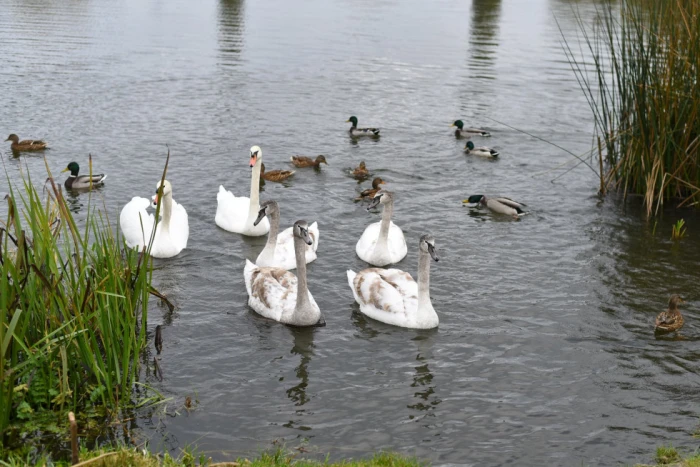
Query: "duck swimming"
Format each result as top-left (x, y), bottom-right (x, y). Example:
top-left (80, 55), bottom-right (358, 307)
top-left (451, 120), bottom-right (490, 138)
top-left (347, 116), bottom-right (380, 137)
top-left (464, 141), bottom-right (499, 158)
top-left (655, 294), bottom-right (685, 333)
top-left (260, 163), bottom-right (295, 183)
top-left (290, 155), bottom-right (328, 168)
top-left (463, 195), bottom-right (526, 218)
top-left (61, 162), bottom-right (107, 190)
top-left (5, 134), bottom-right (48, 152)
top-left (355, 177), bottom-right (386, 201)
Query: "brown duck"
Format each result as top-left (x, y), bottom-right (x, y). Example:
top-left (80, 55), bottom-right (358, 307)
top-left (260, 163), bottom-right (295, 183)
top-left (352, 161), bottom-right (370, 180)
top-left (655, 294), bottom-right (685, 333)
top-left (5, 134), bottom-right (48, 151)
top-left (355, 177), bottom-right (386, 201)
top-left (290, 155), bottom-right (328, 168)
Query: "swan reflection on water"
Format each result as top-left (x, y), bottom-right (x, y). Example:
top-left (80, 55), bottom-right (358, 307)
top-left (283, 327), bottom-right (317, 431)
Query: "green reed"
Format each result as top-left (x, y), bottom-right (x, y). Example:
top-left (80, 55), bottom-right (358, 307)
top-left (562, 0), bottom-right (700, 215)
top-left (0, 166), bottom-right (166, 446)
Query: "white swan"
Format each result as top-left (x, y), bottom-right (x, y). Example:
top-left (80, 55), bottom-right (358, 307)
top-left (347, 235), bottom-right (439, 329)
top-left (215, 145), bottom-right (270, 236)
top-left (355, 190), bottom-right (407, 266)
top-left (119, 180), bottom-right (189, 259)
top-left (244, 220), bottom-right (324, 327)
top-left (254, 200), bottom-right (319, 270)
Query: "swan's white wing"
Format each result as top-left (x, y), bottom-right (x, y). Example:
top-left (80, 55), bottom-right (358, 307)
top-left (170, 199), bottom-right (189, 250)
top-left (355, 222), bottom-right (380, 262)
top-left (351, 267), bottom-right (418, 326)
top-left (244, 259), bottom-right (297, 322)
top-left (268, 222), bottom-right (318, 270)
top-left (120, 197), bottom-right (154, 250)
top-left (387, 222), bottom-right (407, 263)
top-left (215, 186), bottom-right (254, 233)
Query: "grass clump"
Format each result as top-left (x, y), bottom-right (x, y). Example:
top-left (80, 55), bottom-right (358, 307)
top-left (671, 219), bottom-right (687, 240)
top-left (563, 0), bottom-right (700, 215)
top-left (0, 166), bottom-right (167, 452)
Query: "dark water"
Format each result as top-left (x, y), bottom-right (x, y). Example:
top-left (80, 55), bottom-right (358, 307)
top-left (2, 0), bottom-right (700, 465)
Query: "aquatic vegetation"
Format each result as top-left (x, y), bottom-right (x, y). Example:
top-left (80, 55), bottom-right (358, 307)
top-left (0, 165), bottom-right (168, 449)
top-left (563, 0), bottom-right (700, 215)
top-left (671, 219), bottom-right (687, 240)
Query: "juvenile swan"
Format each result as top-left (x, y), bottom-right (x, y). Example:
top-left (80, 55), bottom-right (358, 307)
top-left (347, 235), bottom-right (439, 329)
top-left (355, 190), bottom-right (407, 266)
top-left (244, 220), bottom-right (324, 327)
top-left (254, 200), bottom-right (319, 270)
top-left (119, 180), bottom-right (189, 259)
top-left (215, 145), bottom-right (270, 236)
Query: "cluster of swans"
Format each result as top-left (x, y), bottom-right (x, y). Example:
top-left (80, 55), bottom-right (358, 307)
top-left (119, 146), bottom-right (439, 329)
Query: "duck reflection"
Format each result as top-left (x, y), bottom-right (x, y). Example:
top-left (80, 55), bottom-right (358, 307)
top-left (407, 334), bottom-right (441, 420)
top-left (218, 0), bottom-right (245, 67)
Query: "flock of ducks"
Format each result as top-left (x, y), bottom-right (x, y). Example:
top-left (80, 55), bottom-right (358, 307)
top-left (5, 120), bottom-right (687, 332)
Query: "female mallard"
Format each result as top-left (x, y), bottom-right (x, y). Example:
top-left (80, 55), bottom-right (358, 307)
top-left (61, 162), bottom-right (107, 190)
top-left (290, 155), bottom-right (328, 168)
top-left (260, 163), bottom-right (295, 183)
top-left (5, 134), bottom-right (48, 151)
top-left (464, 141), bottom-right (499, 158)
top-left (463, 195), bottom-right (526, 218)
top-left (352, 161), bottom-right (370, 180)
top-left (451, 120), bottom-right (490, 138)
top-left (655, 295), bottom-right (685, 333)
top-left (347, 116), bottom-right (380, 137)
top-left (355, 177), bottom-right (386, 201)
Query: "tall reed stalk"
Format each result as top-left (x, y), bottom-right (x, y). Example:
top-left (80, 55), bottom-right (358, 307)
top-left (562, 0), bottom-right (700, 215)
top-left (0, 166), bottom-right (166, 446)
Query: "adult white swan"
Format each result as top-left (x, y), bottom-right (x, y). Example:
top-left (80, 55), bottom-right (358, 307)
top-left (119, 180), bottom-right (189, 259)
top-left (355, 190), bottom-right (407, 266)
top-left (253, 200), bottom-right (319, 270)
top-left (215, 145), bottom-right (270, 236)
top-left (347, 235), bottom-right (439, 329)
top-left (244, 220), bottom-right (325, 327)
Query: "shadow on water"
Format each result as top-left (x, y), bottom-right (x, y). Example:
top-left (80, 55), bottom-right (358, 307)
top-left (218, 0), bottom-right (246, 67)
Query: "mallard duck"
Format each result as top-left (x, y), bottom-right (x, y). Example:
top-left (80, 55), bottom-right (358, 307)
top-left (347, 116), bottom-right (380, 137)
top-left (260, 163), bottom-right (295, 183)
top-left (347, 235), bottom-right (439, 329)
top-left (216, 146), bottom-right (270, 236)
top-left (352, 161), bottom-right (370, 179)
top-left (655, 295), bottom-right (685, 333)
top-left (463, 195), bottom-right (526, 218)
top-left (451, 120), bottom-right (490, 138)
top-left (61, 162), bottom-right (107, 190)
top-left (355, 177), bottom-right (386, 201)
top-left (464, 141), bottom-right (499, 158)
top-left (290, 155), bottom-right (328, 168)
top-left (5, 134), bottom-right (48, 151)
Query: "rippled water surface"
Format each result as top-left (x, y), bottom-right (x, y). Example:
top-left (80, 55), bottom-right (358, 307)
top-left (2, 0), bottom-right (700, 465)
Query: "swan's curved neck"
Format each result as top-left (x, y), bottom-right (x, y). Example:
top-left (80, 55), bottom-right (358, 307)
top-left (249, 161), bottom-right (262, 212)
top-left (417, 248), bottom-right (432, 308)
top-left (262, 209), bottom-right (280, 254)
top-left (161, 193), bottom-right (173, 231)
top-left (294, 234), bottom-right (313, 317)
top-left (378, 197), bottom-right (394, 245)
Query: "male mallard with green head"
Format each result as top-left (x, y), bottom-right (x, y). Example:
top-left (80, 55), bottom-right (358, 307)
top-left (463, 195), bottom-right (526, 218)
top-left (5, 134), bottom-right (48, 151)
top-left (347, 116), bottom-right (380, 137)
top-left (451, 120), bottom-right (490, 138)
top-left (260, 163), bottom-right (295, 183)
top-left (655, 295), bottom-right (685, 333)
top-left (290, 155), bottom-right (328, 168)
top-left (464, 141), bottom-right (499, 158)
top-left (61, 162), bottom-right (107, 190)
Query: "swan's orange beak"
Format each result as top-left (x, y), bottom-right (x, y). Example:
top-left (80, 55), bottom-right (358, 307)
top-left (249, 155), bottom-right (257, 168)
top-left (153, 194), bottom-right (159, 205)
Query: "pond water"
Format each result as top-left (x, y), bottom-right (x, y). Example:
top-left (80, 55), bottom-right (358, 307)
top-left (2, 0), bottom-right (700, 465)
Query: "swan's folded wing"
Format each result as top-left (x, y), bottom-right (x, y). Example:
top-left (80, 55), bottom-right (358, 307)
top-left (215, 185), bottom-right (251, 232)
top-left (356, 222), bottom-right (380, 255)
top-left (246, 261), bottom-right (297, 320)
top-left (120, 197), bottom-right (154, 249)
top-left (353, 268), bottom-right (407, 314)
top-left (170, 199), bottom-right (189, 250)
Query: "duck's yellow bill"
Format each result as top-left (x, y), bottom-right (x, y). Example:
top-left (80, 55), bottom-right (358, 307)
top-left (61, 167), bottom-right (69, 173)
top-left (346, 120), bottom-right (350, 122)
top-left (450, 124), bottom-right (456, 127)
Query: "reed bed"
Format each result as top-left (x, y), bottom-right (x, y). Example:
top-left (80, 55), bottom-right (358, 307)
top-left (562, 0), bottom-right (700, 215)
top-left (0, 164), bottom-right (167, 448)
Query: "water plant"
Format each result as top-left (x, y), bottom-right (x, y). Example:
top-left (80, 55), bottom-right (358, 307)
top-left (562, 0), bottom-right (700, 215)
top-left (0, 162), bottom-right (169, 451)
top-left (671, 219), bottom-right (687, 240)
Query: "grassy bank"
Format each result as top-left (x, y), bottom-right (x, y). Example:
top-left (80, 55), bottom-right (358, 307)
top-left (635, 445), bottom-right (700, 467)
top-left (0, 165), bottom-right (168, 454)
top-left (563, 0), bottom-right (700, 215)
top-left (0, 446), bottom-right (423, 467)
